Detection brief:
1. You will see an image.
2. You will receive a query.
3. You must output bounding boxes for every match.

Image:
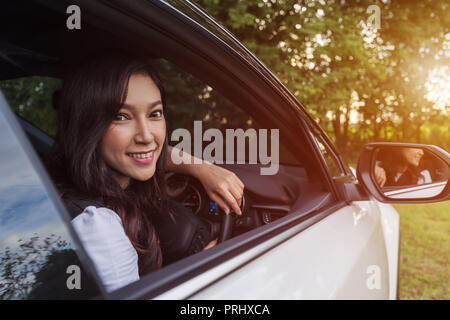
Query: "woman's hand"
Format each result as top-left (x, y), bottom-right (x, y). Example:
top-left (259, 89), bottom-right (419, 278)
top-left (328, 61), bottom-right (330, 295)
top-left (192, 162), bottom-right (244, 215)
top-left (374, 165), bottom-right (386, 187)
top-left (165, 146), bottom-right (244, 215)
top-left (203, 238), bottom-right (218, 250)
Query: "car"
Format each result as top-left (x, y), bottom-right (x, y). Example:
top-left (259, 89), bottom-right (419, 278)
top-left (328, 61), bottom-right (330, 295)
top-left (0, 0), bottom-right (449, 300)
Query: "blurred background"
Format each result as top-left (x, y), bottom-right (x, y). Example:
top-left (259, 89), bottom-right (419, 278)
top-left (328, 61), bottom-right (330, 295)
top-left (194, 0), bottom-right (449, 164)
top-left (192, 0), bottom-right (449, 300)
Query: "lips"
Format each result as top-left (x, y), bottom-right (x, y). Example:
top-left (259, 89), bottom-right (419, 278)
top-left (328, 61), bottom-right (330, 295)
top-left (127, 150), bottom-right (154, 159)
top-left (126, 150), bottom-right (155, 164)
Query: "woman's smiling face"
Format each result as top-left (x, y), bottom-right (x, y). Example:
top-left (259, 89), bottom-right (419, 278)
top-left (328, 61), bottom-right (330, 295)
top-left (100, 73), bottom-right (166, 188)
top-left (402, 147), bottom-right (424, 167)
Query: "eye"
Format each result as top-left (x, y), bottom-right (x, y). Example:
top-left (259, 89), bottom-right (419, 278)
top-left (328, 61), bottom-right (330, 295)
top-left (150, 109), bottom-right (163, 118)
top-left (114, 113), bottom-right (129, 121)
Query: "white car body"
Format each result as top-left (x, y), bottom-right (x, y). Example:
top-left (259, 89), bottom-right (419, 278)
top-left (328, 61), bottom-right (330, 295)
top-left (157, 198), bottom-right (399, 300)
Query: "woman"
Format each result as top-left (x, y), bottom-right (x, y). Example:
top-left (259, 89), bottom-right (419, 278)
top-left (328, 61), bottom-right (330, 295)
top-left (374, 147), bottom-right (431, 187)
top-left (47, 51), bottom-right (244, 292)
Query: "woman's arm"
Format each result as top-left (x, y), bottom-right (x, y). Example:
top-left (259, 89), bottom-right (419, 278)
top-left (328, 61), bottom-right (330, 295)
top-left (165, 146), bottom-right (244, 215)
top-left (374, 164), bottom-right (387, 187)
top-left (419, 169), bottom-right (432, 184)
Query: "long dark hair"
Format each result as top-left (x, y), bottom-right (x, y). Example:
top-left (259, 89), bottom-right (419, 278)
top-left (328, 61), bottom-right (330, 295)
top-left (379, 148), bottom-right (424, 186)
top-left (47, 51), bottom-right (168, 276)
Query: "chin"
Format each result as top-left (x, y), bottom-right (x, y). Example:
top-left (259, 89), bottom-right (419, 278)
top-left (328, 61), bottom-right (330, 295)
top-left (133, 170), bottom-right (157, 182)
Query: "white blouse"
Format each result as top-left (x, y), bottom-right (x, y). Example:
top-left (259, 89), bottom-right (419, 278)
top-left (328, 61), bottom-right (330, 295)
top-left (71, 206), bottom-right (140, 293)
top-left (394, 169), bottom-right (432, 184)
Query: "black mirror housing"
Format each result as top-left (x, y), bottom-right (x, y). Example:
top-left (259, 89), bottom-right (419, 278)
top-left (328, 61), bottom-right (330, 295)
top-left (356, 142), bottom-right (450, 203)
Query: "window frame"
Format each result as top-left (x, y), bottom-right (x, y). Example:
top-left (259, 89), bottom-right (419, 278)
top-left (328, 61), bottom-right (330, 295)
top-left (312, 133), bottom-right (346, 178)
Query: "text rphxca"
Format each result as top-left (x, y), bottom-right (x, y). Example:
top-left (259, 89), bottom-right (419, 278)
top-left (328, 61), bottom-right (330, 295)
top-left (179, 303), bottom-right (270, 317)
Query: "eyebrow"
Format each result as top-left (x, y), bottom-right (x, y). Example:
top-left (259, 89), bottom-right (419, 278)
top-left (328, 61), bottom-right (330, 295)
top-left (122, 100), bottom-right (162, 109)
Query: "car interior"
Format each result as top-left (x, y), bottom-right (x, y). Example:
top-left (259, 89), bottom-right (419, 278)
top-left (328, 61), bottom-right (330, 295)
top-left (1, 1), bottom-right (334, 256)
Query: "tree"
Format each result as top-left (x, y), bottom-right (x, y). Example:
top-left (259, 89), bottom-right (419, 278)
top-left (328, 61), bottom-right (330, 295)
top-left (0, 77), bottom-right (61, 136)
top-left (194, 0), bottom-right (450, 161)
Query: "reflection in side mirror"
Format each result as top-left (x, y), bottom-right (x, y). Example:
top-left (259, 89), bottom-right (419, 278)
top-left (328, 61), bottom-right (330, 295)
top-left (372, 146), bottom-right (449, 199)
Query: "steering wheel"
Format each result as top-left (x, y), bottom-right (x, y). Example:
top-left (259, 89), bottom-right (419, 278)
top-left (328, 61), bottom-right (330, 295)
top-left (217, 193), bottom-right (245, 243)
top-left (218, 213), bottom-right (234, 243)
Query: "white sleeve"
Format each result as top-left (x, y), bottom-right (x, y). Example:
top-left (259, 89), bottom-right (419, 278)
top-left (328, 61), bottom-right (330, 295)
top-left (420, 170), bottom-right (432, 184)
top-left (71, 206), bottom-right (140, 293)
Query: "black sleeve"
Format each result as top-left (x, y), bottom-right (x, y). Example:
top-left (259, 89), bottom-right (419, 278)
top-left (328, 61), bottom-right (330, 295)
top-left (153, 199), bottom-right (216, 266)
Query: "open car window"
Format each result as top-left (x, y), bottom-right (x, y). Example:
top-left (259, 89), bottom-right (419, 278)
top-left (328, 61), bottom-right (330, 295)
top-left (0, 77), bottom-right (60, 137)
top-left (0, 0), bottom-right (336, 298)
top-left (159, 59), bottom-right (302, 167)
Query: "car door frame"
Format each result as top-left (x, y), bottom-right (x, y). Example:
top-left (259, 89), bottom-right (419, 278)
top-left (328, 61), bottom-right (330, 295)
top-left (9, 0), bottom-right (370, 299)
top-left (59, 0), bottom-right (357, 299)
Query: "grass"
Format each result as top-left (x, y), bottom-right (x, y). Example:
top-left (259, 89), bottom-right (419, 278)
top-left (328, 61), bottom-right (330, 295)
top-left (394, 201), bottom-right (450, 300)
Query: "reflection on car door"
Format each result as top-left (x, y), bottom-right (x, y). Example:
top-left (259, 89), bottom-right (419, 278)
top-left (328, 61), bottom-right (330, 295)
top-left (0, 92), bottom-right (103, 299)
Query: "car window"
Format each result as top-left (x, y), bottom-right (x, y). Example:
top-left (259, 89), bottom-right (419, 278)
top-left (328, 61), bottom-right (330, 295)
top-left (0, 94), bottom-right (102, 300)
top-left (0, 77), bottom-right (60, 137)
top-left (313, 135), bottom-right (344, 177)
top-left (160, 59), bottom-right (256, 160)
top-left (159, 59), bottom-right (299, 166)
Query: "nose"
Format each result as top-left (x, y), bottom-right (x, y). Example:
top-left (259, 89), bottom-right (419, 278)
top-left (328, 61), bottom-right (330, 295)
top-left (134, 118), bottom-right (154, 144)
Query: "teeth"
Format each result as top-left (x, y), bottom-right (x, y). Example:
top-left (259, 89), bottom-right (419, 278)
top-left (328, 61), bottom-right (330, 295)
top-left (128, 151), bottom-right (153, 159)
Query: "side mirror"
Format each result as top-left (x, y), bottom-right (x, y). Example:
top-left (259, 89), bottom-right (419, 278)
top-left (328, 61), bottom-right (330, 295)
top-left (356, 143), bottom-right (450, 203)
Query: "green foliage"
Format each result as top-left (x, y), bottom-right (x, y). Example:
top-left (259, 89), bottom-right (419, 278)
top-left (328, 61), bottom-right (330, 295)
top-left (194, 0), bottom-right (450, 162)
top-left (0, 77), bottom-right (61, 137)
top-left (1, 1), bottom-right (448, 165)
top-left (158, 59), bottom-right (255, 138)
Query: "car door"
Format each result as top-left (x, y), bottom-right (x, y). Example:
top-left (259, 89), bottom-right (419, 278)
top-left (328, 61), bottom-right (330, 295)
top-left (91, 1), bottom-right (393, 299)
top-left (156, 132), bottom-right (393, 300)
top-left (0, 0), bottom-right (395, 300)
top-left (0, 92), bottom-right (104, 299)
